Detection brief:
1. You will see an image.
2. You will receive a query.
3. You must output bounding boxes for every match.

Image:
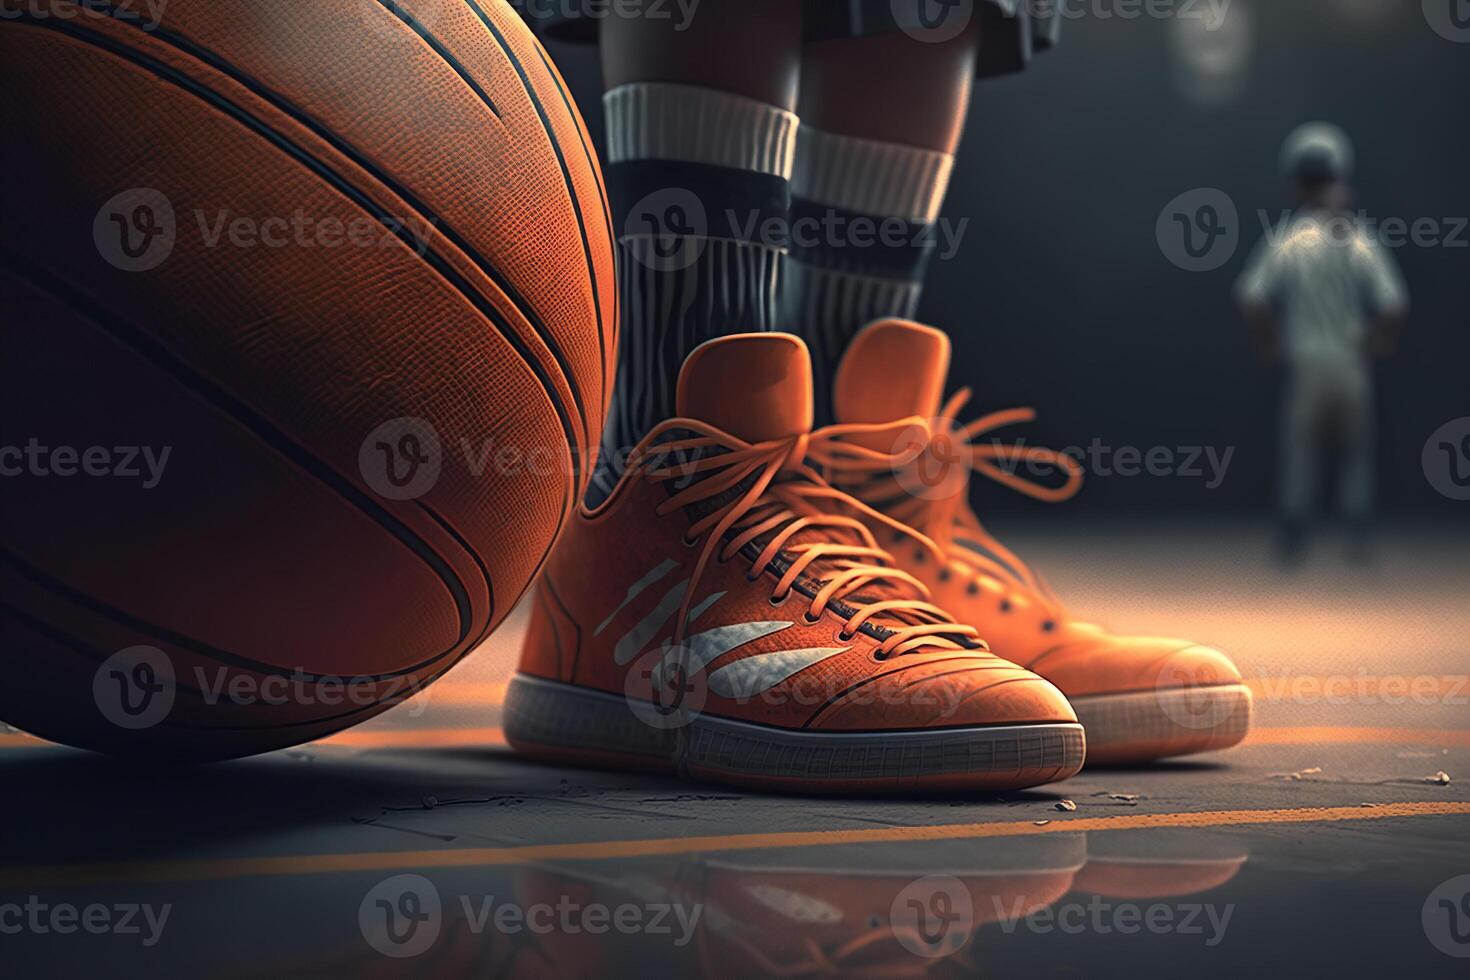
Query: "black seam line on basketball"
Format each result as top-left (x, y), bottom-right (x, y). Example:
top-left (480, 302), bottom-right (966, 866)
top-left (0, 605), bottom-right (439, 738)
top-left (527, 39), bottom-right (614, 402)
top-left (74, 0), bottom-right (586, 490)
top-left (0, 600), bottom-right (440, 736)
top-left (541, 575), bottom-right (581, 678)
top-left (13, 15), bottom-right (552, 625)
top-left (0, 598), bottom-right (244, 702)
top-left (414, 497), bottom-right (498, 649)
top-left (0, 251), bottom-right (473, 671)
top-left (1, 546), bottom-right (461, 687)
top-left (372, 0), bottom-right (501, 120)
top-left (0, 602), bottom-right (429, 725)
top-left (533, 42), bottom-right (619, 368)
top-left (464, 0), bottom-right (607, 418)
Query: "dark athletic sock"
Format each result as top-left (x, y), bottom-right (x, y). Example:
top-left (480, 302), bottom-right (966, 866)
top-left (781, 126), bottom-right (954, 425)
top-left (594, 82), bottom-right (796, 500)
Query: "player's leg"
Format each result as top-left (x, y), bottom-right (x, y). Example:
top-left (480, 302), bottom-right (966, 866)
top-left (1278, 367), bottom-right (1326, 564)
top-left (1336, 363), bottom-right (1377, 559)
top-left (782, 22), bottom-right (980, 422)
top-left (594, 0), bottom-right (801, 495)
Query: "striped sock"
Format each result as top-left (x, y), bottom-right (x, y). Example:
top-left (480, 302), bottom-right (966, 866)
top-left (781, 127), bottom-right (955, 425)
top-left (595, 82), bottom-right (797, 499)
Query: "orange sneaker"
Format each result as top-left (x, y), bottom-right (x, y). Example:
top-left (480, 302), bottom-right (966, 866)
top-left (504, 333), bottom-right (1084, 793)
top-left (810, 320), bottom-right (1251, 765)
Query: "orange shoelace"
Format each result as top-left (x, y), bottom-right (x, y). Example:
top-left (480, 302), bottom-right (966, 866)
top-left (625, 419), bottom-right (984, 660)
top-left (809, 389), bottom-right (1083, 609)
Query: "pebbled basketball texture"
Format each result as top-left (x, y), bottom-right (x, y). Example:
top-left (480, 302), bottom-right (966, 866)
top-left (0, 0), bottom-right (616, 758)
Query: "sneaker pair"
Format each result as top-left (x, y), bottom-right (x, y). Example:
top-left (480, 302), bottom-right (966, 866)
top-left (504, 322), bottom-right (1250, 794)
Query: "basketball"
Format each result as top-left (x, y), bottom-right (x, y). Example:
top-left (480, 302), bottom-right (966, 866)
top-left (0, 0), bottom-right (615, 758)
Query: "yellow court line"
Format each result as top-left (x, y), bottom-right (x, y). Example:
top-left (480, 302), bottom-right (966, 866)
top-left (1243, 676), bottom-right (1468, 701)
top-left (1243, 726), bottom-right (1470, 747)
top-left (4, 803), bottom-right (1468, 889)
top-left (5, 723), bottom-right (1469, 752)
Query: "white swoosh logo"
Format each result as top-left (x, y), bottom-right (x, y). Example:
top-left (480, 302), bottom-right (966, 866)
top-left (707, 646), bottom-right (850, 699)
top-left (650, 621), bottom-right (792, 688)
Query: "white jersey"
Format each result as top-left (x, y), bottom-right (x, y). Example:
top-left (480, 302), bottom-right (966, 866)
top-left (1235, 209), bottom-right (1409, 365)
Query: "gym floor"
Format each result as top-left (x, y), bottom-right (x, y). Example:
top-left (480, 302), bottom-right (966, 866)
top-left (5, 521), bottom-right (1469, 978)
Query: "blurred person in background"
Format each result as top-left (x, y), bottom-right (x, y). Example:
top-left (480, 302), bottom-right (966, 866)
top-left (1236, 122), bottom-right (1409, 566)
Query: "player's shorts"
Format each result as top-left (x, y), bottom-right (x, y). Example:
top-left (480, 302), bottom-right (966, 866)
top-left (514, 1), bottom-right (1060, 79)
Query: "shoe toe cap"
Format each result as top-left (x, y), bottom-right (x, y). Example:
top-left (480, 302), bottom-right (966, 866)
top-left (810, 653), bottom-right (1078, 731)
top-left (1029, 635), bottom-right (1242, 700)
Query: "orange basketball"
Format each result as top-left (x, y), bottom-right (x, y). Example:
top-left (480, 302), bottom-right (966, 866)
top-left (0, 0), bottom-right (616, 757)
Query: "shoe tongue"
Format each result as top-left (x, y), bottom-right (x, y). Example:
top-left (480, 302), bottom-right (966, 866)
top-left (676, 333), bottom-right (813, 442)
top-left (833, 319), bottom-right (950, 425)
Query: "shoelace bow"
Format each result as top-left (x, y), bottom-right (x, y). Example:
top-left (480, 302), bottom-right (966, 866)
top-left (627, 419), bottom-right (984, 660)
top-left (808, 389), bottom-right (1083, 613)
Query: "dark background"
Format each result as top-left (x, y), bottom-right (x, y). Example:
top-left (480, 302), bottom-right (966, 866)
top-left (540, 0), bottom-right (1469, 517)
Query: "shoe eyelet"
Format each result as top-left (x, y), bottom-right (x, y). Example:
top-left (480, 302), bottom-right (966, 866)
top-left (913, 550), bottom-right (926, 563)
top-left (681, 533), bottom-right (700, 549)
top-left (1041, 620), bottom-right (1057, 632)
top-left (967, 582), bottom-right (981, 597)
top-left (837, 630), bottom-right (856, 642)
top-left (937, 569), bottom-right (951, 583)
top-left (768, 593), bottom-right (790, 608)
top-left (871, 650), bottom-right (889, 663)
top-left (1000, 599), bottom-right (1013, 613)
top-left (803, 611), bottom-right (823, 626)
